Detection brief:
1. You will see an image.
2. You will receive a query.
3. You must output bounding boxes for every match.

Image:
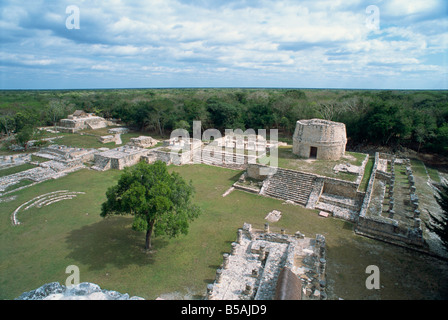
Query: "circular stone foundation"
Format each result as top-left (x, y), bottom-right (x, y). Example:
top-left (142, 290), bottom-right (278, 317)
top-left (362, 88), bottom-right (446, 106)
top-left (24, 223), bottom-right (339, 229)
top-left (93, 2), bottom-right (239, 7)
top-left (292, 119), bottom-right (347, 160)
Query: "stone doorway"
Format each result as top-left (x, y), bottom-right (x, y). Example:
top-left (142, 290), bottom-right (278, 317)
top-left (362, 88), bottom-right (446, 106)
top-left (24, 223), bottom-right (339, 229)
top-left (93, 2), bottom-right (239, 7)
top-left (310, 147), bottom-right (318, 159)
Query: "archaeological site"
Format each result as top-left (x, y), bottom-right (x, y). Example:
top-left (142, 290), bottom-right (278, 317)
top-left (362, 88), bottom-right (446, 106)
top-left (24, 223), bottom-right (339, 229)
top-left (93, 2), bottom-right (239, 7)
top-left (1, 113), bottom-right (447, 302)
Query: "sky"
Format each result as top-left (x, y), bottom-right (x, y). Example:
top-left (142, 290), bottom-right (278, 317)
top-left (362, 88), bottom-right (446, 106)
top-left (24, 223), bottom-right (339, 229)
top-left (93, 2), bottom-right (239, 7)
top-left (0, 0), bottom-right (447, 90)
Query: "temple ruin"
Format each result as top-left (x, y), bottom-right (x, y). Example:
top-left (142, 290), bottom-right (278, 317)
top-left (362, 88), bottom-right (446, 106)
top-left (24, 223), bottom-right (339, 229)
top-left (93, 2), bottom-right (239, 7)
top-left (1, 116), bottom-right (441, 301)
top-left (98, 134), bottom-right (122, 145)
top-left (293, 119), bottom-right (347, 160)
top-left (235, 150), bottom-right (428, 252)
top-left (127, 136), bottom-right (159, 148)
top-left (92, 145), bottom-right (150, 171)
top-left (207, 223), bottom-right (327, 300)
top-left (355, 153), bottom-right (426, 249)
top-left (57, 111), bottom-right (109, 133)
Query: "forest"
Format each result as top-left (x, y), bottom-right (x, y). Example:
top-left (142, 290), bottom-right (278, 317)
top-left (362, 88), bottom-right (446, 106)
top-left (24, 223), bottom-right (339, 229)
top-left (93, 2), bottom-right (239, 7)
top-left (0, 88), bottom-right (447, 156)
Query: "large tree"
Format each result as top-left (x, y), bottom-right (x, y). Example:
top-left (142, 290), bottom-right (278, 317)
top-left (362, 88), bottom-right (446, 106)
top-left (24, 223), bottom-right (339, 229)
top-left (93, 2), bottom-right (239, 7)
top-left (100, 161), bottom-right (201, 251)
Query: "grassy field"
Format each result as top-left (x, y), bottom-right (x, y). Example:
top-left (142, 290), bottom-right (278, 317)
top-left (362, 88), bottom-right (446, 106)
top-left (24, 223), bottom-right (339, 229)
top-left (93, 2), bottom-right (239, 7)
top-left (1, 164), bottom-right (447, 300)
top-left (359, 156), bottom-right (374, 192)
top-left (32, 128), bottom-right (166, 151)
top-left (0, 163), bottom-right (36, 178)
top-left (260, 146), bottom-right (367, 182)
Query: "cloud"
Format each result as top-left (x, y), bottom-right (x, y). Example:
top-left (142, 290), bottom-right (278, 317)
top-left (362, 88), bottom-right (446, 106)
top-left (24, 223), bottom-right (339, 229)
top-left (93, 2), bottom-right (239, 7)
top-left (0, 0), bottom-right (446, 89)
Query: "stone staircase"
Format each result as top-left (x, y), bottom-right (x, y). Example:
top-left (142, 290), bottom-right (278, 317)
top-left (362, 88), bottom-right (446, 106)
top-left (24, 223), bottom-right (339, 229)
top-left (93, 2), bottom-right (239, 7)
top-left (261, 168), bottom-right (316, 205)
top-left (201, 151), bottom-right (247, 170)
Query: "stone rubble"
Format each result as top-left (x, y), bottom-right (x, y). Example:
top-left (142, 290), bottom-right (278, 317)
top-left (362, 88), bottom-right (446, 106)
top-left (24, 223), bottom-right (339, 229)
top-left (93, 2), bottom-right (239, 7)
top-left (16, 282), bottom-right (144, 300)
top-left (207, 223), bottom-right (326, 300)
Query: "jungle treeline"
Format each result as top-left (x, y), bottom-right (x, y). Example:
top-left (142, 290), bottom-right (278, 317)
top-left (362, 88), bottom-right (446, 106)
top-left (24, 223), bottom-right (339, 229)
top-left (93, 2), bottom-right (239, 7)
top-left (0, 88), bottom-right (447, 155)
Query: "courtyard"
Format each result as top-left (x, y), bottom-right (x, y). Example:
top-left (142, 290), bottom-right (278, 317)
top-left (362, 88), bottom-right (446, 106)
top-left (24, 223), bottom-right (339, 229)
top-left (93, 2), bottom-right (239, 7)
top-left (1, 163), bottom-right (447, 300)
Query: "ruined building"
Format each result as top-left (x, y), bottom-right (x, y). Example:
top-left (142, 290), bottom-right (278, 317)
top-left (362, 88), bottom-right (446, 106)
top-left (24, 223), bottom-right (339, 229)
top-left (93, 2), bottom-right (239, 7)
top-left (293, 119), bottom-right (347, 160)
top-left (57, 111), bottom-right (108, 133)
top-left (207, 223), bottom-right (327, 300)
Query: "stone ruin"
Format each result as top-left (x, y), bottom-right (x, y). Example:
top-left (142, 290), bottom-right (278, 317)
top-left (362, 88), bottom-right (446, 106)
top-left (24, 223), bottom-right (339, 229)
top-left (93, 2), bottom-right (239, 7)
top-left (356, 153), bottom-right (426, 250)
top-left (35, 144), bottom-right (97, 163)
top-left (127, 136), bottom-right (159, 148)
top-left (16, 282), bottom-right (144, 300)
top-left (108, 127), bottom-right (130, 134)
top-left (0, 145), bottom-right (94, 196)
top-left (235, 150), bottom-right (428, 253)
top-left (0, 160), bottom-right (84, 196)
top-left (0, 154), bottom-right (32, 169)
top-left (199, 133), bottom-right (278, 170)
top-left (11, 190), bottom-right (86, 225)
top-left (142, 137), bottom-right (202, 166)
top-left (207, 223), bottom-right (327, 300)
top-left (92, 145), bottom-right (150, 171)
top-left (57, 111), bottom-right (109, 133)
top-left (236, 163), bottom-right (365, 222)
top-left (293, 119), bottom-right (347, 160)
top-left (98, 134), bottom-right (122, 145)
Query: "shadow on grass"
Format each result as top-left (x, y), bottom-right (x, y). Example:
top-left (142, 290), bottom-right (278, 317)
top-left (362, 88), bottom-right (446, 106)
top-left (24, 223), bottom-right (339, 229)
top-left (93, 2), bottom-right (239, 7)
top-left (228, 170), bottom-right (244, 183)
top-left (343, 221), bottom-right (354, 231)
top-left (65, 216), bottom-right (168, 271)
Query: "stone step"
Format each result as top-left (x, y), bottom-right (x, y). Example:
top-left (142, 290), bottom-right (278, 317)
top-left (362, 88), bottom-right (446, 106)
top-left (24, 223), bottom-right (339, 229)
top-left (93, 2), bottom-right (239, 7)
top-left (262, 168), bottom-right (315, 205)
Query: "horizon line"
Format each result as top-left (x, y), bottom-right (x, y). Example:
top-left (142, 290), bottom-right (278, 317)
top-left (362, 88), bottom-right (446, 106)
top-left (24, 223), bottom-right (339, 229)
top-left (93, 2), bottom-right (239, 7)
top-left (1, 86), bottom-right (447, 92)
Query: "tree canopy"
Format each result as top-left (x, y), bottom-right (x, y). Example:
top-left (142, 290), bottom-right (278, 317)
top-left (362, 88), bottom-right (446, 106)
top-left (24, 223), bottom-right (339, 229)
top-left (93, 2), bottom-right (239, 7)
top-left (1, 88), bottom-right (447, 155)
top-left (100, 161), bottom-right (201, 250)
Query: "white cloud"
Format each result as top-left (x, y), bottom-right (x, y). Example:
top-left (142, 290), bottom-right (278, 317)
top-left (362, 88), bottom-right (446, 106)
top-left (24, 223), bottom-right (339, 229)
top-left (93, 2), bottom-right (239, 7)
top-left (383, 0), bottom-right (443, 16)
top-left (0, 0), bottom-right (446, 89)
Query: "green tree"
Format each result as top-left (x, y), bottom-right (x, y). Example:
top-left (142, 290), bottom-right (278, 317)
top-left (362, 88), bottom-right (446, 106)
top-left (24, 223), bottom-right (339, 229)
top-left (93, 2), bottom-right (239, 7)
top-left (365, 101), bottom-right (412, 145)
top-left (15, 125), bottom-right (34, 150)
top-left (174, 120), bottom-right (190, 131)
top-left (48, 100), bottom-right (66, 127)
top-left (100, 161), bottom-right (201, 251)
top-left (0, 112), bottom-right (15, 136)
top-left (206, 98), bottom-right (242, 130)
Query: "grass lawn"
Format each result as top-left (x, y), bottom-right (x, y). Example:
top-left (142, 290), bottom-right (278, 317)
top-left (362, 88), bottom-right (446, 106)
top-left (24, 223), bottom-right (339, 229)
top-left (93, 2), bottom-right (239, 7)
top-left (48, 129), bottom-right (164, 150)
top-left (0, 163), bottom-right (36, 178)
top-left (1, 164), bottom-right (447, 300)
top-left (358, 156), bottom-right (374, 192)
top-left (260, 146), bottom-right (367, 182)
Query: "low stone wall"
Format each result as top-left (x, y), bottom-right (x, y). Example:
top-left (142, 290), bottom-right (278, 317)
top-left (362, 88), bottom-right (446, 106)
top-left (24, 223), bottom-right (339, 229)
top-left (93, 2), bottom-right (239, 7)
top-left (207, 223), bottom-right (327, 300)
top-left (358, 153), bottom-right (380, 221)
top-left (92, 146), bottom-right (149, 171)
top-left (16, 282), bottom-right (144, 300)
top-left (321, 177), bottom-right (359, 199)
top-left (246, 163), bottom-right (278, 180)
top-left (355, 153), bottom-right (425, 249)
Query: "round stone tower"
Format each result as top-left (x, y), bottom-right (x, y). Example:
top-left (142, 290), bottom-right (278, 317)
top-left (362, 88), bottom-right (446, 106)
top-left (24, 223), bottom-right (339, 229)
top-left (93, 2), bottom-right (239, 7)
top-left (292, 119), bottom-right (347, 160)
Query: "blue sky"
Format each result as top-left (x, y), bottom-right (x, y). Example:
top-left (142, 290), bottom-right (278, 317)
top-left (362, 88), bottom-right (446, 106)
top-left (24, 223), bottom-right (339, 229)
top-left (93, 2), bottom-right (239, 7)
top-left (0, 0), bottom-right (447, 89)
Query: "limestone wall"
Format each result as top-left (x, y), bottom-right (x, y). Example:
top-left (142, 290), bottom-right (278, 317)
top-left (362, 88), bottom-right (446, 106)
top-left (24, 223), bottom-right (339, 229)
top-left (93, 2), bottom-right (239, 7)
top-left (207, 223), bottom-right (327, 300)
top-left (355, 153), bottom-right (425, 249)
top-left (246, 164), bottom-right (278, 180)
top-left (292, 119), bottom-right (347, 160)
top-left (321, 178), bottom-right (359, 198)
top-left (58, 115), bottom-right (107, 132)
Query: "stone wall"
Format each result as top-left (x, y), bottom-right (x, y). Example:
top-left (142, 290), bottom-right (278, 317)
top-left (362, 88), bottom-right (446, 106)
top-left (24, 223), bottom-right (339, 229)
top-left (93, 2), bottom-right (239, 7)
top-left (246, 163), bottom-right (278, 180)
top-left (16, 282), bottom-right (144, 300)
top-left (355, 153), bottom-right (426, 249)
top-left (58, 115), bottom-right (107, 133)
top-left (128, 136), bottom-right (159, 148)
top-left (292, 119), bottom-right (347, 160)
top-left (207, 223), bottom-right (327, 300)
top-left (92, 146), bottom-right (149, 171)
top-left (321, 177), bottom-right (359, 198)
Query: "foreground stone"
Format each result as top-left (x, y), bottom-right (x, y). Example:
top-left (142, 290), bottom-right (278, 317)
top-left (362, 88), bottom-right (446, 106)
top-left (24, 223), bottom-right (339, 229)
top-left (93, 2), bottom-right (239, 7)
top-left (16, 282), bottom-right (144, 300)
